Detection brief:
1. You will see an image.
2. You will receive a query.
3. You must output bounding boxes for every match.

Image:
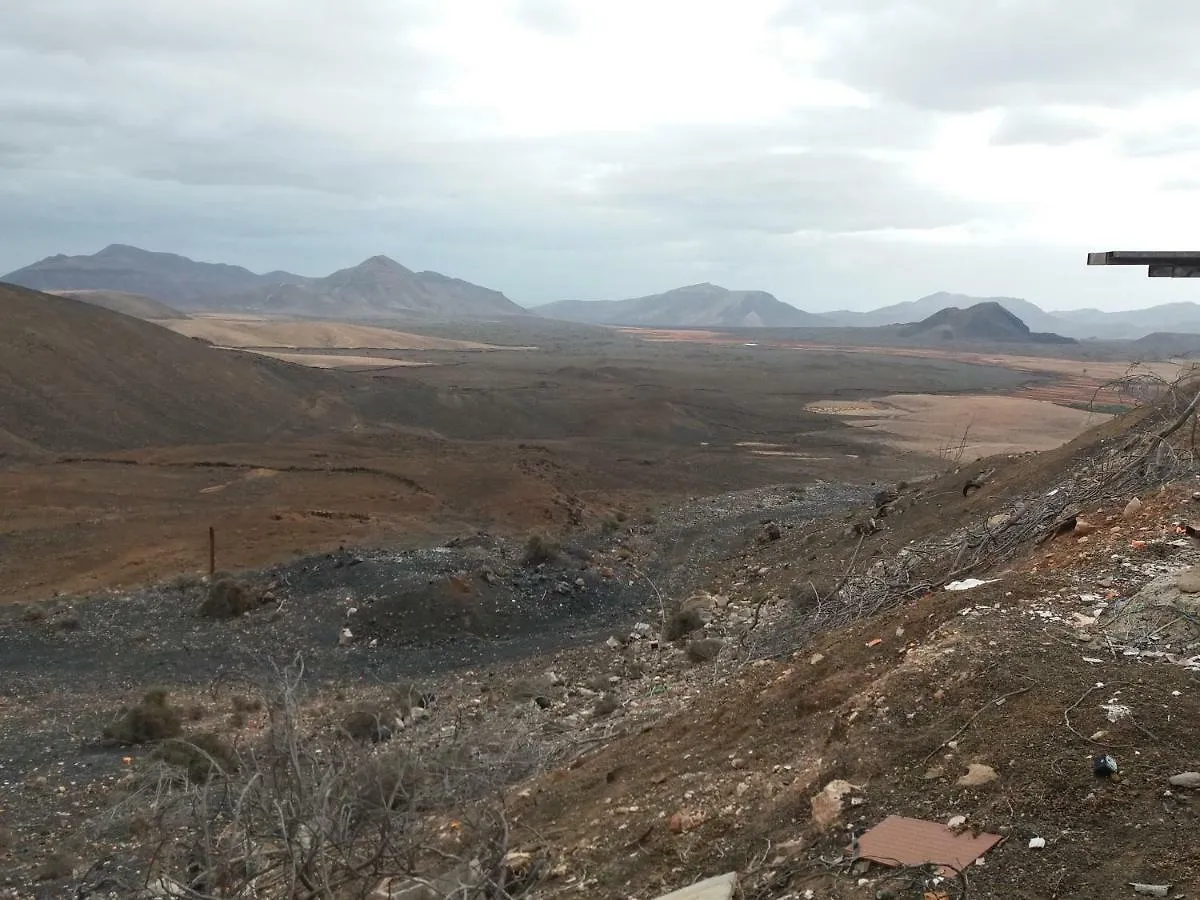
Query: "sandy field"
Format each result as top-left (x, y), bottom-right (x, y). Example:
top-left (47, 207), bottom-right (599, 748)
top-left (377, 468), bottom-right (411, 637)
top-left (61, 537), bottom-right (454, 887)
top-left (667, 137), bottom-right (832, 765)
top-left (807, 393), bottom-right (1112, 457)
top-left (165, 316), bottom-right (506, 351)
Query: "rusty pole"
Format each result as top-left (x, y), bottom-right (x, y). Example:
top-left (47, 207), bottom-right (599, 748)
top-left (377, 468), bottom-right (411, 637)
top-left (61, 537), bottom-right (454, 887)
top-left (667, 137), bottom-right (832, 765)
top-left (209, 526), bottom-right (216, 579)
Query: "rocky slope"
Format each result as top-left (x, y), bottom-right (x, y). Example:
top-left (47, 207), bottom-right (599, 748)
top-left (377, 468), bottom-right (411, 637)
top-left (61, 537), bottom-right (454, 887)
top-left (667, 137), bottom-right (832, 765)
top-left (2, 387), bottom-right (1199, 897)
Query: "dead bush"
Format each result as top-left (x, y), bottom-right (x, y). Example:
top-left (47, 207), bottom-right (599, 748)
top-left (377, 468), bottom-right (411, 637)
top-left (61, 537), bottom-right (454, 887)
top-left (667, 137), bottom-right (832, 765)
top-left (103, 689), bottom-right (183, 745)
top-left (340, 705), bottom-right (400, 743)
top-left (183, 702), bottom-right (207, 721)
top-left (686, 638), bottom-right (724, 663)
top-left (663, 606), bottom-right (704, 641)
top-left (125, 661), bottom-right (549, 897)
top-left (51, 612), bottom-right (81, 631)
top-left (35, 851), bottom-right (77, 881)
top-left (155, 732), bottom-right (238, 783)
top-left (592, 695), bottom-right (619, 717)
top-left (230, 694), bottom-right (262, 714)
top-left (21, 603), bottom-right (46, 623)
top-left (522, 533), bottom-right (560, 567)
top-left (167, 572), bottom-right (204, 592)
top-left (199, 577), bottom-right (259, 619)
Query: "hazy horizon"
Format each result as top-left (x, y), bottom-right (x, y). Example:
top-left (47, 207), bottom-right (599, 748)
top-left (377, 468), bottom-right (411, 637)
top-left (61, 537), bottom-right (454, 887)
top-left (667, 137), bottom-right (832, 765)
top-left (7, 242), bottom-right (1196, 315)
top-left (4, 2), bottom-right (1200, 312)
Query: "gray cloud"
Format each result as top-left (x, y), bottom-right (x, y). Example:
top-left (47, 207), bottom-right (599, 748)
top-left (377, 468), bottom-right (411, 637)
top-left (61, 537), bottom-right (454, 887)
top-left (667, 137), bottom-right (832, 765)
top-left (0, 0), bottom-right (1190, 312)
top-left (779, 0), bottom-right (1200, 110)
top-left (594, 151), bottom-right (981, 234)
top-left (990, 109), bottom-right (1105, 146)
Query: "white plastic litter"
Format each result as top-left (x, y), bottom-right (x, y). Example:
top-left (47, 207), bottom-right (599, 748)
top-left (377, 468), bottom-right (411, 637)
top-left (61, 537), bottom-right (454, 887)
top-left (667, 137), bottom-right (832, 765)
top-left (946, 578), bottom-right (998, 592)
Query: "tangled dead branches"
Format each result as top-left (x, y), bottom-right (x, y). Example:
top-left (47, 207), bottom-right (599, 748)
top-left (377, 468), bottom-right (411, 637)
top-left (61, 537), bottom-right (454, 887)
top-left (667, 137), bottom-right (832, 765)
top-left (120, 658), bottom-right (546, 899)
top-left (753, 377), bottom-right (1200, 660)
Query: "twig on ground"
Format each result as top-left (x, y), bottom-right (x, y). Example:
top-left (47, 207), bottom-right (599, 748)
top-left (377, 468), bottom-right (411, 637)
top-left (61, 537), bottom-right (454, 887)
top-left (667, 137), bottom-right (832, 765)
top-left (922, 684), bottom-right (1034, 764)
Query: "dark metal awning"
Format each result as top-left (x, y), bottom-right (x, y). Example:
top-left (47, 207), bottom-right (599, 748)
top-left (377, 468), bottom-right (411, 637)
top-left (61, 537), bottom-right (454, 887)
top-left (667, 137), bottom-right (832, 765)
top-left (1087, 251), bottom-right (1200, 277)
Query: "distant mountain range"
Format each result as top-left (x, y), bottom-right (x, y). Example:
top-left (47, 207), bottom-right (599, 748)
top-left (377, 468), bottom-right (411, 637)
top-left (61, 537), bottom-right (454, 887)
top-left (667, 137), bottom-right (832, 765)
top-left (818, 291), bottom-right (1200, 340)
top-left (2, 245), bottom-right (526, 321)
top-left (5, 246), bottom-right (1200, 338)
top-left (537, 283), bottom-right (825, 328)
top-left (535, 287), bottom-right (1200, 339)
top-left (215, 255), bottom-right (525, 320)
top-left (4, 244), bottom-right (298, 304)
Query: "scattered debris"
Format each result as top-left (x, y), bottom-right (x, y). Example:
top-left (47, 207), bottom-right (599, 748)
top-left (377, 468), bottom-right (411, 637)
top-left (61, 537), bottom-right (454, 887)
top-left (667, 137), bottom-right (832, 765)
top-left (945, 578), bottom-right (997, 591)
top-left (1130, 884), bottom-right (1170, 898)
top-left (652, 871), bottom-right (738, 900)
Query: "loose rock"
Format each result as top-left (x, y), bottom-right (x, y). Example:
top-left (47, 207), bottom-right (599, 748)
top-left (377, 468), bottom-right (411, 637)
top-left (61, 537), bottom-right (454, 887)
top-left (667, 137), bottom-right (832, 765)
top-left (1123, 497), bottom-right (1144, 519)
top-left (811, 779), bottom-right (858, 828)
top-left (1168, 772), bottom-right (1200, 789)
top-left (1176, 568), bottom-right (1200, 594)
top-left (956, 764), bottom-right (999, 788)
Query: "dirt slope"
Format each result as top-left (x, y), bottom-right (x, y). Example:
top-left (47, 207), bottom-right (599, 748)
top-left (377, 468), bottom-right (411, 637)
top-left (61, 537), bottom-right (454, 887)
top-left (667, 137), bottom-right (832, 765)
top-left (47, 289), bottom-right (186, 320)
top-left (0, 284), bottom-right (354, 453)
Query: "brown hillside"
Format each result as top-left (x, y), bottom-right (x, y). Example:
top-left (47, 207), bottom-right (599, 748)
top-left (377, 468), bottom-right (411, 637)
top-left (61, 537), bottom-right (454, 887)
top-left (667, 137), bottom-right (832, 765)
top-left (47, 289), bottom-right (186, 320)
top-left (0, 284), bottom-right (354, 453)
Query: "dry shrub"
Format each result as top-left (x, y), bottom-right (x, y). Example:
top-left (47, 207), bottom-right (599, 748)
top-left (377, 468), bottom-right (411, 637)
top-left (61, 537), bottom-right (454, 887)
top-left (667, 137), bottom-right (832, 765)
top-left (155, 732), bottom-right (238, 783)
top-left (230, 694), bottom-right (262, 714)
top-left (663, 606), bottom-right (704, 641)
top-left (199, 578), bottom-right (259, 619)
top-left (103, 689), bottom-right (183, 745)
top-left (522, 534), bottom-right (560, 567)
top-left (686, 638), bottom-right (724, 663)
top-left (125, 661), bottom-right (548, 898)
top-left (35, 851), bottom-right (76, 881)
top-left (52, 612), bottom-right (81, 631)
top-left (340, 705), bottom-right (400, 743)
top-left (21, 604), bottom-right (46, 623)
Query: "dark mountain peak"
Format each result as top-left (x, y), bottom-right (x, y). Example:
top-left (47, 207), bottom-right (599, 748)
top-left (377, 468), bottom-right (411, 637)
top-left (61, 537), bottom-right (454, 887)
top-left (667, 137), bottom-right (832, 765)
top-left (900, 301), bottom-right (1074, 344)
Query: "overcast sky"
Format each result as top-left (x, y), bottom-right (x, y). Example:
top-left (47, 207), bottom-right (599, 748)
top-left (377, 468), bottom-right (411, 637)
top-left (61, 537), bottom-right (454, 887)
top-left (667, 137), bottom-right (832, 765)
top-left (3, 0), bottom-right (1200, 311)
